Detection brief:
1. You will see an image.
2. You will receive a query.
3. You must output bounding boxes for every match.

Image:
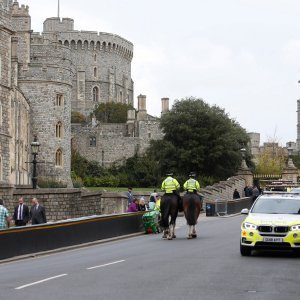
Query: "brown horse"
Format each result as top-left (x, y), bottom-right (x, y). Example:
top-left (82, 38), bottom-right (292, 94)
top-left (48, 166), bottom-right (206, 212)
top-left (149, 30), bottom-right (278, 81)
top-left (160, 193), bottom-right (179, 240)
top-left (183, 193), bottom-right (202, 239)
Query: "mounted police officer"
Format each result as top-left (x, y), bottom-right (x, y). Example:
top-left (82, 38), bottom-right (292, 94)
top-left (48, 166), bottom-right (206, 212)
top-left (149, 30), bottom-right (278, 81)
top-left (183, 172), bottom-right (200, 193)
top-left (161, 172), bottom-right (182, 211)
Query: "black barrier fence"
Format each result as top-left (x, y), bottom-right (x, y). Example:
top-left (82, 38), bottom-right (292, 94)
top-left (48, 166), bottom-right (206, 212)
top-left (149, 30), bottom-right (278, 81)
top-left (206, 197), bottom-right (253, 216)
top-left (0, 212), bottom-right (144, 261)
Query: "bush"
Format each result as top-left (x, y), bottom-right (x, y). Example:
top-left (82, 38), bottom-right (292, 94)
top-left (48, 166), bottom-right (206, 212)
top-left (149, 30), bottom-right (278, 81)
top-left (71, 111), bottom-right (86, 124)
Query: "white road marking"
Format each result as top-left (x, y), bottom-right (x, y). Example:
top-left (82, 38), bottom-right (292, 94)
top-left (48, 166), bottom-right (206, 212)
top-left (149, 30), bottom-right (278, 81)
top-left (15, 274), bottom-right (68, 290)
top-left (87, 259), bottom-right (125, 270)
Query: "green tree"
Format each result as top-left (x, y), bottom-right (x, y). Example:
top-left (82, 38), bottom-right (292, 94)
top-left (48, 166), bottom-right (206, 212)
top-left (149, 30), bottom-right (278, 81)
top-left (148, 97), bottom-right (250, 180)
top-left (255, 143), bottom-right (286, 174)
top-left (93, 102), bottom-right (133, 123)
top-left (71, 111), bottom-right (86, 124)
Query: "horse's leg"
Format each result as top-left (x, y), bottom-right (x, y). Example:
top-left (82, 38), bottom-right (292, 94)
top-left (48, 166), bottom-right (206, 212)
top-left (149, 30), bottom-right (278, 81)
top-left (191, 225), bottom-right (197, 238)
top-left (167, 224), bottom-right (173, 240)
top-left (187, 225), bottom-right (192, 239)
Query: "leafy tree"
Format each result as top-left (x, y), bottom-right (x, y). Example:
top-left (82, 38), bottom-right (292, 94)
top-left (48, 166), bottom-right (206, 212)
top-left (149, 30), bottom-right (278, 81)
top-left (255, 143), bottom-right (287, 174)
top-left (71, 111), bottom-right (86, 124)
top-left (147, 97), bottom-right (250, 180)
top-left (92, 102), bottom-right (133, 123)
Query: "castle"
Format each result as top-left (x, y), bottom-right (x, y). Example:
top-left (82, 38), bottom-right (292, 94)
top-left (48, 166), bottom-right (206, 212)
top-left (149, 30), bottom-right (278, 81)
top-left (0, 0), bottom-right (165, 187)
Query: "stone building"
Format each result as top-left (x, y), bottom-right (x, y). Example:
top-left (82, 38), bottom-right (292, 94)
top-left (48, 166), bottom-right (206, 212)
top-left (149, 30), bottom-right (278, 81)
top-left (71, 95), bottom-right (167, 167)
top-left (0, 0), bottom-right (137, 187)
top-left (0, 0), bottom-right (30, 185)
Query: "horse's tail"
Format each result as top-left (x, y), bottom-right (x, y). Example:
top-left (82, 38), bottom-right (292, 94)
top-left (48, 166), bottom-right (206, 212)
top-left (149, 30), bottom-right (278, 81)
top-left (184, 194), bottom-right (200, 226)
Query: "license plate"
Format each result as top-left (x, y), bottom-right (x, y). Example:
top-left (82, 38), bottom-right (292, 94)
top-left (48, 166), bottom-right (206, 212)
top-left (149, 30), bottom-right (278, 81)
top-left (263, 237), bottom-right (283, 243)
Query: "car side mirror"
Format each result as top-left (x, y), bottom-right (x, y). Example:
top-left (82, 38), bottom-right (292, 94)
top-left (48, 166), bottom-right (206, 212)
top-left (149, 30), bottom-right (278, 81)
top-left (241, 208), bottom-right (249, 215)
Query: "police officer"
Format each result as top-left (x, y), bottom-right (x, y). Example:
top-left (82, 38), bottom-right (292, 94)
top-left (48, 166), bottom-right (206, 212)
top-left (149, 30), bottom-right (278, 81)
top-left (161, 173), bottom-right (182, 211)
top-left (183, 172), bottom-right (200, 193)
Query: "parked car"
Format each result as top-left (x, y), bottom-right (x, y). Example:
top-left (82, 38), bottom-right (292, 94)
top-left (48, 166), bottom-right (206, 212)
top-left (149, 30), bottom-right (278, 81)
top-left (240, 193), bottom-right (300, 256)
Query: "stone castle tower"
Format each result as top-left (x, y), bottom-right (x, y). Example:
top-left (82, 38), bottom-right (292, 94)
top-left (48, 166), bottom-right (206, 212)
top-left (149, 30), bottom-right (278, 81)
top-left (0, 0), bottom-right (135, 187)
top-left (42, 16), bottom-right (134, 116)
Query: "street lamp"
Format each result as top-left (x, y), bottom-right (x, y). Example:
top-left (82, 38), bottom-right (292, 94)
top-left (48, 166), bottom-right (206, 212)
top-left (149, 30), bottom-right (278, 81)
top-left (31, 135), bottom-right (40, 189)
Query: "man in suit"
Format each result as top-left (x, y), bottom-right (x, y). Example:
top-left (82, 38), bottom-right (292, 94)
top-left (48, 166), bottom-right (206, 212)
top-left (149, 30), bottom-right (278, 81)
top-left (13, 197), bottom-right (30, 227)
top-left (30, 198), bottom-right (47, 225)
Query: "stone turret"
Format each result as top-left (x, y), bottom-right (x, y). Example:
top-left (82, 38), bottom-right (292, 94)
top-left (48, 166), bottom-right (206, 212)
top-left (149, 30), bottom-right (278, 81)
top-left (137, 94), bottom-right (147, 121)
top-left (161, 97), bottom-right (169, 115)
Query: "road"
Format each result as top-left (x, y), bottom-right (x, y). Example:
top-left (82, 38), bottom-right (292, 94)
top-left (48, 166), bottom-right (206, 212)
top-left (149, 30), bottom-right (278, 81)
top-left (0, 215), bottom-right (300, 300)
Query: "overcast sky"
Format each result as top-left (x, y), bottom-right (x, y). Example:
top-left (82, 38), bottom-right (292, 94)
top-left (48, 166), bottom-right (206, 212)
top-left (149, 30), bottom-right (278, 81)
top-left (23, 0), bottom-right (300, 145)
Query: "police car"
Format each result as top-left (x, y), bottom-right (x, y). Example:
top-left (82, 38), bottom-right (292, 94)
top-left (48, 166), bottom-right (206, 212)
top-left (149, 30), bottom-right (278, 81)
top-left (240, 192), bottom-right (300, 256)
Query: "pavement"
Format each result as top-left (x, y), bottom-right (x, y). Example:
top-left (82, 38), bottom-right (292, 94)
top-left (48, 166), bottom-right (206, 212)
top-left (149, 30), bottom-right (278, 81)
top-left (1, 214), bottom-right (300, 300)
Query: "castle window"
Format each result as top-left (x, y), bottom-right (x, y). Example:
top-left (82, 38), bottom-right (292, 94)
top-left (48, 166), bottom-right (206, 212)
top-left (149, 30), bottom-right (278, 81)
top-left (94, 67), bottom-right (97, 77)
top-left (56, 122), bottom-right (63, 138)
top-left (94, 54), bottom-right (97, 61)
top-left (120, 91), bottom-right (123, 103)
top-left (64, 40), bottom-right (69, 47)
top-left (90, 137), bottom-right (96, 147)
top-left (56, 94), bottom-right (63, 106)
top-left (93, 87), bottom-right (99, 102)
top-left (148, 132), bottom-right (151, 139)
top-left (55, 149), bottom-right (63, 167)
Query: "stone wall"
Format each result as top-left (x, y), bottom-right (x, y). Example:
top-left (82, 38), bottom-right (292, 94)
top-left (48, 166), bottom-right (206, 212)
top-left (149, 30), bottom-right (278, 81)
top-left (42, 17), bottom-right (134, 116)
top-left (199, 175), bottom-right (246, 205)
top-left (0, 187), bottom-right (128, 222)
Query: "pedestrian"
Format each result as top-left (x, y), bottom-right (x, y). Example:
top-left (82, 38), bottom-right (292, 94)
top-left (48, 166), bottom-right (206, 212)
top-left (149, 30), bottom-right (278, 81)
top-left (0, 199), bottom-right (11, 229)
top-left (127, 198), bottom-right (139, 212)
top-left (13, 197), bottom-right (30, 227)
top-left (138, 197), bottom-right (148, 211)
top-left (30, 198), bottom-right (47, 225)
top-left (127, 187), bottom-right (134, 206)
top-left (252, 186), bottom-right (260, 202)
top-left (233, 189), bottom-right (240, 199)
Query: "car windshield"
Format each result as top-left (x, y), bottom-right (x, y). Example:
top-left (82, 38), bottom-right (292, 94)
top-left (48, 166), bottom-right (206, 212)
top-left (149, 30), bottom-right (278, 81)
top-left (251, 198), bottom-right (300, 214)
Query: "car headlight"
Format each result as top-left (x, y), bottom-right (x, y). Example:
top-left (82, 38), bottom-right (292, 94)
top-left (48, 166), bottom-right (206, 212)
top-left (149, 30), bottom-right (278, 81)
top-left (242, 222), bottom-right (257, 230)
top-left (290, 224), bottom-right (300, 231)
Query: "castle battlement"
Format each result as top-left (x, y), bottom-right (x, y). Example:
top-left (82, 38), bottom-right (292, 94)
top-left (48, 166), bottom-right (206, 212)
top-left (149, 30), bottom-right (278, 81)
top-left (11, 1), bottom-right (29, 16)
top-left (54, 32), bottom-right (133, 60)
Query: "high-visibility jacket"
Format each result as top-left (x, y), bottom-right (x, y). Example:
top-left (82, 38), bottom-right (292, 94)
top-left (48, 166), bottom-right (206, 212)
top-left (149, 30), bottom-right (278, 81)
top-left (161, 176), bottom-right (180, 193)
top-left (183, 178), bottom-right (200, 192)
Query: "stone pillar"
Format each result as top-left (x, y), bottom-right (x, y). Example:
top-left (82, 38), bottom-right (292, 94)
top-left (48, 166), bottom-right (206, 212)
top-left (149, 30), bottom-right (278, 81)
top-left (236, 158), bottom-right (253, 187)
top-left (137, 94), bottom-right (147, 121)
top-left (126, 109), bottom-right (136, 137)
top-left (282, 158), bottom-right (298, 183)
top-left (161, 97), bottom-right (169, 115)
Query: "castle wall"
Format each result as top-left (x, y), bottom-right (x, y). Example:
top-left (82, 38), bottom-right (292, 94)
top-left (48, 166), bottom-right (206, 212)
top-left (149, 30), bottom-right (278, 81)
top-left (71, 116), bottom-right (163, 167)
top-left (40, 19), bottom-right (134, 116)
top-left (0, 6), bottom-right (13, 183)
top-left (18, 42), bottom-right (73, 187)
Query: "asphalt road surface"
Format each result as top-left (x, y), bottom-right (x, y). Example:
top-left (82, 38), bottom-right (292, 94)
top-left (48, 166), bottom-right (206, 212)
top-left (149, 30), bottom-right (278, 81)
top-left (1, 215), bottom-right (300, 300)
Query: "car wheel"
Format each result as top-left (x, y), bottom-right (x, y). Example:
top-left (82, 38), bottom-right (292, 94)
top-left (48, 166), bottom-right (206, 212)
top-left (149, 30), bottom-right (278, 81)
top-left (240, 243), bottom-right (252, 256)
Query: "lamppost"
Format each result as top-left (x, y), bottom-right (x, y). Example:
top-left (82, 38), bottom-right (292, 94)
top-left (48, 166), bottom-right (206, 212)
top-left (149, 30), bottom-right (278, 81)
top-left (240, 148), bottom-right (247, 169)
top-left (31, 135), bottom-right (40, 189)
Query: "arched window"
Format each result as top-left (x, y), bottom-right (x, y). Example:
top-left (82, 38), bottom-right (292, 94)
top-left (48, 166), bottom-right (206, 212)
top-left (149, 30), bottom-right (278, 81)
top-left (55, 149), bottom-right (63, 167)
top-left (56, 94), bottom-right (63, 106)
top-left (56, 122), bottom-right (63, 138)
top-left (93, 87), bottom-right (99, 102)
top-left (64, 40), bottom-right (69, 47)
top-left (94, 67), bottom-right (97, 77)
